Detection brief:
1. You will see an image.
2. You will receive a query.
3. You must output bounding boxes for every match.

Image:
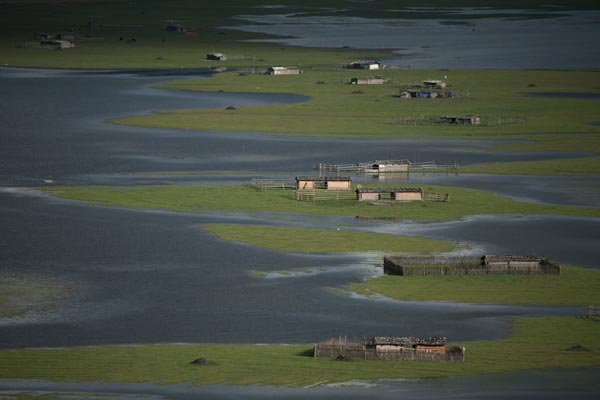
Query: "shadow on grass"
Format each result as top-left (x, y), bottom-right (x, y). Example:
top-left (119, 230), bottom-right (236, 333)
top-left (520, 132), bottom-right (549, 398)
top-left (297, 348), bottom-right (315, 357)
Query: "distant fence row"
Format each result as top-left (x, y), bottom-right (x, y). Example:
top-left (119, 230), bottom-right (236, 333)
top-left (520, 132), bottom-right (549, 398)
top-left (314, 344), bottom-right (465, 362)
top-left (291, 189), bottom-right (355, 202)
top-left (251, 179), bottom-right (295, 190)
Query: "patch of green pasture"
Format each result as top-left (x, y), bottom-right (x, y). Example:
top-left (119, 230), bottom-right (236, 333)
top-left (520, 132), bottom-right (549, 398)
top-left (203, 223), bottom-right (454, 253)
top-left (115, 69), bottom-right (600, 139)
top-left (41, 184), bottom-right (600, 220)
top-left (351, 265), bottom-right (600, 306)
top-left (0, 316), bottom-right (598, 385)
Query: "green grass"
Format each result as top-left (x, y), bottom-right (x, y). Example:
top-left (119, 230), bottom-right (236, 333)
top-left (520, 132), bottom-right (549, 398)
top-left (351, 265), bottom-right (600, 306)
top-left (461, 156), bottom-right (600, 176)
top-left (0, 316), bottom-right (598, 386)
top-left (203, 223), bottom-right (454, 253)
top-left (41, 184), bottom-right (600, 220)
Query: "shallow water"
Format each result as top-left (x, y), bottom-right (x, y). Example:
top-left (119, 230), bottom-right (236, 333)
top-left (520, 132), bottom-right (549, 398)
top-left (233, 10), bottom-right (600, 68)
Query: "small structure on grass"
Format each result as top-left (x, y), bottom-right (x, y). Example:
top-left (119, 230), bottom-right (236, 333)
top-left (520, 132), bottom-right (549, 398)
top-left (383, 255), bottom-right (561, 276)
top-left (346, 60), bottom-right (382, 70)
top-left (295, 176), bottom-right (352, 190)
top-left (206, 52), bottom-right (227, 61)
top-left (439, 115), bottom-right (481, 125)
top-left (314, 336), bottom-right (464, 361)
top-left (351, 76), bottom-right (384, 85)
top-left (422, 79), bottom-right (448, 89)
top-left (267, 66), bottom-right (302, 75)
top-left (364, 160), bottom-right (410, 173)
top-left (356, 187), bottom-right (424, 202)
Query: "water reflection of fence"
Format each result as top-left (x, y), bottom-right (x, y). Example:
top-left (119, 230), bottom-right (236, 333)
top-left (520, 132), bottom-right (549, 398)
top-left (251, 179), bottom-right (295, 190)
top-left (291, 190), bottom-right (355, 202)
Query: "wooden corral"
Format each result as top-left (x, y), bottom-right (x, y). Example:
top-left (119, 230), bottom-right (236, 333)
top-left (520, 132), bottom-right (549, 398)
top-left (383, 255), bottom-right (561, 276)
top-left (440, 115), bottom-right (481, 125)
top-left (392, 188), bottom-right (424, 201)
top-left (295, 176), bottom-right (351, 190)
top-left (364, 160), bottom-right (410, 173)
top-left (351, 77), bottom-right (385, 85)
top-left (346, 60), bottom-right (382, 70)
top-left (206, 52), bottom-right (227, 61)
top-left (422, 79), bottom-right (448, 89)
top-left (314, 336), bottom-right (464, 362)
top-left (317, 160), bottom-right (459, 174)
top-left (355, 188), bottom-right (448, 203)
top-left (267, 66), bottom-right (302, 75)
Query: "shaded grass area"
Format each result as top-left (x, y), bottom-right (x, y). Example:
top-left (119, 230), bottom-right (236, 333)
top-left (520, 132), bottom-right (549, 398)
top-left (0, 277), bottom-right (68, 318)
top-left (351, 265), bottom-right (600, 306)
top-left (2, 1), bottom-right (597, 69)
top-left (203, 223), bottom-right (454, 253)
top-left (0, 316), bottom-right (598, 385)
top-left (41, 184), bottom-right (600, 220)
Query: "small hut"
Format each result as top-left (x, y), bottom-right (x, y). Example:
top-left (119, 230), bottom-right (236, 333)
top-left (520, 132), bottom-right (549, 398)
top-left (206, 52), bottom-right (227, 61)
top-left (439, 115), bottom-right (481, 125)
top-left (347, 60), bottom-right (381, 70)
top-left (295, 176), bottom-right (351, 190)
top-left (423, 79), bottom-right (448, 89)
top-left (368, 160), bottom-right (410, 173)
top-left (350, 77), bottom-right (384, 85)
top-left (391, 187), bottom-right (423, 201)
top-left (267, 66), bottom-right (302, 75)
top-left (355, 187), bottom-right (423, 202)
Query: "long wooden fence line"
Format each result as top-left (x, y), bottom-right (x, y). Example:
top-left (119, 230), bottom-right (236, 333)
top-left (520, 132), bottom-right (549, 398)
top-left (423, 192), bottom-right (450, 202)
top-left (251, 178), bottom-right (295, 191)
top-left (315, 161), bottom-right (459, 173)
top-left (291, 189), bottom-right (355, 202)
top-left (314, 344), bottom-right (465, 362)
top-left (383, 256), bottom-right (561, 276)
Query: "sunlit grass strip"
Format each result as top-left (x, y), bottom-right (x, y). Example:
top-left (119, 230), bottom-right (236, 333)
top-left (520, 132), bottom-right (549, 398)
top-left (203, 223), bottom-right (454, 253)
top-left (41, 184), bottom-right (600, 220)
top-left (351, 265), bottom-right (600, 306)
top-left (0, 316), bottom-right (598, 386)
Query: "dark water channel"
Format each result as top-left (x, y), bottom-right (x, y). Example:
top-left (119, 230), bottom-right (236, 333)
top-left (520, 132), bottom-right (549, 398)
top-left (1, 68), bottom-right (599, 396)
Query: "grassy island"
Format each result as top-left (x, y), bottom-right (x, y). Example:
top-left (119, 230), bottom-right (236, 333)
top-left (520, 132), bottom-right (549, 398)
top-left (42, 184), bottom-right (600, 220)
top-left (0, 316), bottom-right (598, 386)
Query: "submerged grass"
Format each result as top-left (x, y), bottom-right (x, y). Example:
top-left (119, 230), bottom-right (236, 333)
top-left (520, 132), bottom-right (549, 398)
top-left (0, 277), bottom-right (68, 318)
top-left (0, 316), bottom-right (598, 385)
top-left (203, 223), bottom-right (454, 253)
top-left (351, 265), bottom-right (600, 306)
top-left (41, 184), bottom-right (600, 220)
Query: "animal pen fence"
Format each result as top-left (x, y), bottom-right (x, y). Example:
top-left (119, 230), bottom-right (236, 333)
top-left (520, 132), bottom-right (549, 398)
top-left (314, 337), bottom-right (465, 362)
top-left (291, 190), bottom-right (355, 202)
top-left (316, 160), bottom-right (459, 173)
top-left (383, 255), bottom-right (561, 276)
top-left (251, 178), bottom-right (295, 190)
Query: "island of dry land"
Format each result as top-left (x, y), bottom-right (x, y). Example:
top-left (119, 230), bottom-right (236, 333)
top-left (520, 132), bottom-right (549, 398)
top-left (1, 0), bottom-right (600, 389)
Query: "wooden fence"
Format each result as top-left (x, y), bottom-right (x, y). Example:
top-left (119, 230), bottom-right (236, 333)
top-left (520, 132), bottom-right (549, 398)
top-left (251, 178), bottom-right (295, 190)
top-left (291, 189), bottom-right (355, 202)
top-left (314, 344), bottom-right (465, 362)
top-left (423, 192), bottom-right (450, 202)
top-left (315, 161), bottom-right (459, 173)
top-left (383, 256), bottom-right (561, 276)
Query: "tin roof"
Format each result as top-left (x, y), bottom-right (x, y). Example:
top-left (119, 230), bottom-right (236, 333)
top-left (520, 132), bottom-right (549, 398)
top-left (296, 176), bottom-right (352, 181)
top-left (370, 336), bottom-right (447, 346)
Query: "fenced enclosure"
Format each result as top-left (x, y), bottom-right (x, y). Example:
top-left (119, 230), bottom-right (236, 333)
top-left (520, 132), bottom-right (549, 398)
top-left (314, 337), bottom-right (464, 362)
top-left (315, 160), bottom-right (459, 173)
top-left (291, 189), bottom-right (355, 202)
top-left (383, 255), bottom-right (561, 276)
top-left (251, 178), bottom-right (295, 190)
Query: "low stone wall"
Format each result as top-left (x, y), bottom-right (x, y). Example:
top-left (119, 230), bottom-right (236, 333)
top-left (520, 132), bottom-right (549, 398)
top-left (314, 344), bottom-right (465, 362)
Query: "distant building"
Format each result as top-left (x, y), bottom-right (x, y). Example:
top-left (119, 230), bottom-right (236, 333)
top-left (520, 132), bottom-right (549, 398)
top-left (266, 66), bottom-right (302, 75)
top-left (206, 52), bottom-right (227, 61)
top-left (350, 76), bottom-right (384, 85)
top-left (367, 336), bottom-right (447, 353)
top-left (356, 187), bottom-right (423, 202)
top-left (347, 60), bottom-right (382, 70)
top-left (295, 176), bottom-right (352, 190)
top-left (423, 79), bottom-right (448, 89)
top-left (439, 115), bottom-right (481, 125)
